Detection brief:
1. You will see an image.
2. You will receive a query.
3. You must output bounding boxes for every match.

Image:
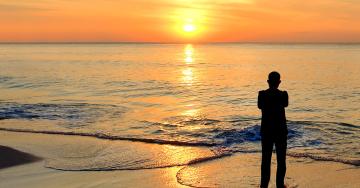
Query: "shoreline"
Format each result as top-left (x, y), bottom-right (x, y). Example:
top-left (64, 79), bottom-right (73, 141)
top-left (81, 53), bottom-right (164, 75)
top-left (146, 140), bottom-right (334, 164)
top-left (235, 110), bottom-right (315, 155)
top-left (1, 130), bottom-right (359, 187)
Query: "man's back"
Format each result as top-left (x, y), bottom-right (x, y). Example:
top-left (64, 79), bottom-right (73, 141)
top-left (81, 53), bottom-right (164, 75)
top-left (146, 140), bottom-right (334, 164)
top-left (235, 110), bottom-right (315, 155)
top-left (258, 88), bottom-right (288, 136)
top-left (258, 71), bottom-right (288, 188)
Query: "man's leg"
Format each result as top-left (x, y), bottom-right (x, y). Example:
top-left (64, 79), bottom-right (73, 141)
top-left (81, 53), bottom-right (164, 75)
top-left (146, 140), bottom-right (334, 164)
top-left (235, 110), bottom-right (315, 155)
top-left (275, 136), bottom-right (287, 188)
top-left (261, 137), bottom-right (273, 188)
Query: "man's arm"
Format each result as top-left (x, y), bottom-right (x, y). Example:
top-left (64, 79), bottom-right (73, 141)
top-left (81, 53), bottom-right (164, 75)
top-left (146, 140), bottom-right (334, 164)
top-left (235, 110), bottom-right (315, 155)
top-left (283, 91), bottom-right (288, 107)
top-left (258, 91), bottom-right (264, 109)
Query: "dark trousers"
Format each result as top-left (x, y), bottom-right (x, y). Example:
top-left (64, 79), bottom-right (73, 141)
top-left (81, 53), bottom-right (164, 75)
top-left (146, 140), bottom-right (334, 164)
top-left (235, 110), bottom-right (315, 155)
top-left (260, 135), bottom-right (287, 188)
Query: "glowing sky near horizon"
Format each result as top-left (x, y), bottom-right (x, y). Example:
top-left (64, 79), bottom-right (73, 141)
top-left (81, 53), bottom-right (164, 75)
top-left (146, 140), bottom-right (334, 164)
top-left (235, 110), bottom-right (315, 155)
top-left (0, 0), bottom-right (359, 42)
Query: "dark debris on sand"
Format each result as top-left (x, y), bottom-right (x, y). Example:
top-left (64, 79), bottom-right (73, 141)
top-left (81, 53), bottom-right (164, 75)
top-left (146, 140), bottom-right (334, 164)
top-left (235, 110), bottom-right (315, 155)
top-left (0, 146), bottom-right (41, 169)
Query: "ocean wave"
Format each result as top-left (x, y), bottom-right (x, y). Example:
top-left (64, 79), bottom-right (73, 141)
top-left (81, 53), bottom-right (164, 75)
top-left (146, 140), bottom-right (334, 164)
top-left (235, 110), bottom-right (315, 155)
top-left (42, 138), bottom-right (225, 171)
top-left (0, 103), bottom-right (359, 167)
top-left (1, 127), bottom-right (359, 168)
top-left (0, 127), bottom-right (217, 147)
top-left (0, 76), bottom-right (62, 89)
top-left (0, 102), bottom-right (128, 127)
top-left (287, 152), bottom-right (360, 166)
top-left (0, 76), bottom-right (12, 82)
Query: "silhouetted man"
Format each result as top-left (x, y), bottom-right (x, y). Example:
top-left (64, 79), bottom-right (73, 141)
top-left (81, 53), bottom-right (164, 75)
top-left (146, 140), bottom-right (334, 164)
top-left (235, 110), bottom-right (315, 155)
top-left (258, 71), bottom-right (288, 188)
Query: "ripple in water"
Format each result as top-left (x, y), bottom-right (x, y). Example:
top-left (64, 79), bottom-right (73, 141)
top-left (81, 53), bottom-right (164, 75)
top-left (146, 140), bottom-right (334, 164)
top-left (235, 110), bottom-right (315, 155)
top-left (0, 102), bottom-right (359, 166)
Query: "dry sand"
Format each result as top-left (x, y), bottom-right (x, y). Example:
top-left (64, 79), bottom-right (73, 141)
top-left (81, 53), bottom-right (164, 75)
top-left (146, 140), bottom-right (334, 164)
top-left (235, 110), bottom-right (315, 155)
top-left (0, 130), bottom-right (359, 188)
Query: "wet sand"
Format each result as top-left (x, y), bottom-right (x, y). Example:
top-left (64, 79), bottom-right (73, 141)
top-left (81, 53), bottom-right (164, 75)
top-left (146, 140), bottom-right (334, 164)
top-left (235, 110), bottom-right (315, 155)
top-left (0, 130), bottom-right (359, 188)
top-left (177, 153), bottom-right (360, 188)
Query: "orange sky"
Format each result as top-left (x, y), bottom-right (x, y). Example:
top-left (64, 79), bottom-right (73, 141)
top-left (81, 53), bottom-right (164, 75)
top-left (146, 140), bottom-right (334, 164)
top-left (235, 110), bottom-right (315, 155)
top-left (1, 0), bottom-right (359, 43)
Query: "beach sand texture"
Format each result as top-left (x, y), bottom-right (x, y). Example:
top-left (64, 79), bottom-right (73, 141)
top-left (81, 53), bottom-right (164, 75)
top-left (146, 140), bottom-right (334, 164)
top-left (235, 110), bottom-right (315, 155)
top-left (1, 131), bottom-right (359, 188)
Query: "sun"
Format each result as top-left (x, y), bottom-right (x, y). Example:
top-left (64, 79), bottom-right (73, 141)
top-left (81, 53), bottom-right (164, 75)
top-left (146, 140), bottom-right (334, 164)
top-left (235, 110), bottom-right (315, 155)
top-left (183, 24), bottom-right (196, 32)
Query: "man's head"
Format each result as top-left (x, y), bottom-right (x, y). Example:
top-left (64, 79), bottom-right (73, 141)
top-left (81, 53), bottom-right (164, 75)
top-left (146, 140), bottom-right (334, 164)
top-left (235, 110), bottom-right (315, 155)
top-left (267, 71), bottom-right (281, 89)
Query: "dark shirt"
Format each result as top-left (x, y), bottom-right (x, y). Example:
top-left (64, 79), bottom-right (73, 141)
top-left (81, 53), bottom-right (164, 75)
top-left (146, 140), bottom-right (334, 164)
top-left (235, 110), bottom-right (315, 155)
top-left (258, 89), bottom-right (288, 137)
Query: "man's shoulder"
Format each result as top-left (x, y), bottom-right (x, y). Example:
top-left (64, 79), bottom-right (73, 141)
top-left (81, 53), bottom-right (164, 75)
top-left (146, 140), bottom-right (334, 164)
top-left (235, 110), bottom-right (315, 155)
top-left (258, 90), bottom-right (266, 96)
top-left (259, 89), bottom-right (288, 96)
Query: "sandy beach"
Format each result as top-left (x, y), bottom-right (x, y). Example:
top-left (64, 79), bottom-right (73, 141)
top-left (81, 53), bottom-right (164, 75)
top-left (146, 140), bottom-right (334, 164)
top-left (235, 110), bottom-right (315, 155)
top-left (1, 0), bottom-right (360, 187)
top-left (1, 130), bottom-right (359, 188)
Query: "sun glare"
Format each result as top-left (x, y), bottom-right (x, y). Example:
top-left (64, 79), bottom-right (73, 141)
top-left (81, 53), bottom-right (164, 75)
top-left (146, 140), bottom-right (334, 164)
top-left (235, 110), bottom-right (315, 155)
top-left (173, 8), bottom-right (207, 40)
top-left (183, 24), bottom-right (196, 32)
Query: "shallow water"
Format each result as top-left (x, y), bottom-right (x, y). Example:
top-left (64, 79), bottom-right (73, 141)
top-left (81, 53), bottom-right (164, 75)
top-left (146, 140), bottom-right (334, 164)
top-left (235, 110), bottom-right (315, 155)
top-left (0, 44), bottom-right (359, 168)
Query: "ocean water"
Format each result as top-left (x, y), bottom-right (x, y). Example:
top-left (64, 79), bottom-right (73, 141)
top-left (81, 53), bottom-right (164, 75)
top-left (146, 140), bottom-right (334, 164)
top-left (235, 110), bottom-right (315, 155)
top-left (0, 44), bottom-right (359, 170)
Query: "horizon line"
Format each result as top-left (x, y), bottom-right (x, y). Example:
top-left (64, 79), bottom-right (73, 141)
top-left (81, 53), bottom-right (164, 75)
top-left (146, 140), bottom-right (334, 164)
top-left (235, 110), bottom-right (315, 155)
top-left (0, 41), bottom-right (360, 45)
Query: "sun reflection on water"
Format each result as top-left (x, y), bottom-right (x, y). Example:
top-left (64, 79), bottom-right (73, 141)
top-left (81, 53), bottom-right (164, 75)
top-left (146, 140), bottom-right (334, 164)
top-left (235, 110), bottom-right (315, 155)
top-left (181, 44), bottom-right (196, 85)
top-left (182, 68), bottom-right (194, 83)
top-left (184, 44), bottom-right (194, 64)
top-left (180, 44), bottom-right (202, 118)
top-left (161, 145), bottom-right (211, 173)
top-left (181, 109), bottom-right (200, 117)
